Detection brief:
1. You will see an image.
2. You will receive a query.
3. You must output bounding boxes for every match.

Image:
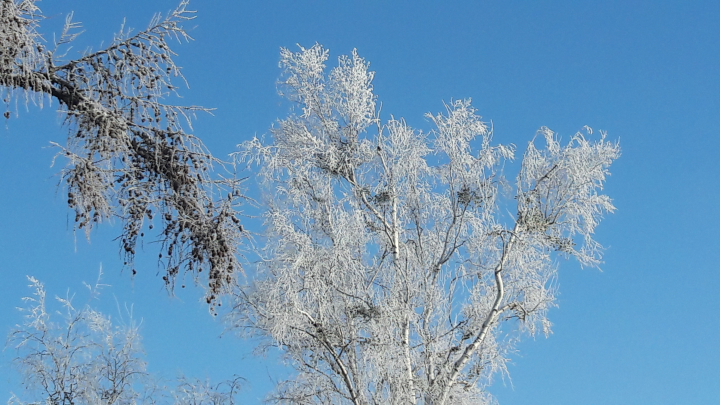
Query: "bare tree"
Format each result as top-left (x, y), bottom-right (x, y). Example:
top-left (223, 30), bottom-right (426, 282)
top-left (6, 274), bottom-right (243, 404)
top-left (231, 44), bottom-right (619, 404)
top-left (0, 0), bottom-right (243, 306)
top-left (7, 275), bottom-right (155, 404)
top-left (172, 375), bottom-right (244, 405)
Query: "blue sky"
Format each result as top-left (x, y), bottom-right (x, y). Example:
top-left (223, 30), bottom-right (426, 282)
top-left (1, 1), bottom-right (719, 403)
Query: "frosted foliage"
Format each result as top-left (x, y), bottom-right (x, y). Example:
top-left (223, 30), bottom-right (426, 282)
top-left (6, 276), bottom-right (244, 404)
top-left (7, 277), bottom-right (152, 404)
top-left (0, 0), bottom-right (245, 307)
top-left (233, 45), bottom-right (618, 404)
top-left (172, 376), bottom-right (244, 405)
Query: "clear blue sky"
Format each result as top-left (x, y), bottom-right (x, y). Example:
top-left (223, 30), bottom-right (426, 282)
top-left (1, 1), bottom-right (719, 403)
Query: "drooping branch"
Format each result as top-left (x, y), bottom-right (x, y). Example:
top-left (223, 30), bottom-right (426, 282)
top-left (1, 0), bottom-right (244, 306)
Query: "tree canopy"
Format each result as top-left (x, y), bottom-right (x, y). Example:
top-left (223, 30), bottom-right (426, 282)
top-left (231, 44), bottom-right (618, 404)
top-left (1, 2), bottom-right (619, 404)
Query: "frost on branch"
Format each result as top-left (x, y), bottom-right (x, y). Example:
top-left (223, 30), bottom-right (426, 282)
top-left (0, 0), bottom-right (244, 306)
top-left (232, 44), bottom-right (619, 404)
top-left (7, 276), bottom-right (152, 404)
top-left (6, 275), bottom-right (244, 403)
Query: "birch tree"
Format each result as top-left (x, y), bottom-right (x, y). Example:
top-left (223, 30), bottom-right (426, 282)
top-left (0, 0), bottom-right (243, 306)
top-left (232, 44), bottom-right (619, 404)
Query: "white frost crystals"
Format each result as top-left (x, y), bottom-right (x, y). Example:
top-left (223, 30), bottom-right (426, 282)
top-left (6, 275), bottom-right (244, 404)
top-left (0, 0), bottom-right (245, 307)
top-left (234, 44), bottom-right (619, 404)
top-left (7, 276), bottom-right (150, 404)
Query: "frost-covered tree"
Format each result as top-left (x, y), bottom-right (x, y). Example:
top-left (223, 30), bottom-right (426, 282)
top-left (0, 0), bottom-right (243, 305)
top-left (6, 275), bottom-right (243, 404)
top-left (7, 276), bottom-right (152, 404)
top-left (232, 44), bottom-right (619, 404)
top-left (172, 376), bottom-right (243, 405)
